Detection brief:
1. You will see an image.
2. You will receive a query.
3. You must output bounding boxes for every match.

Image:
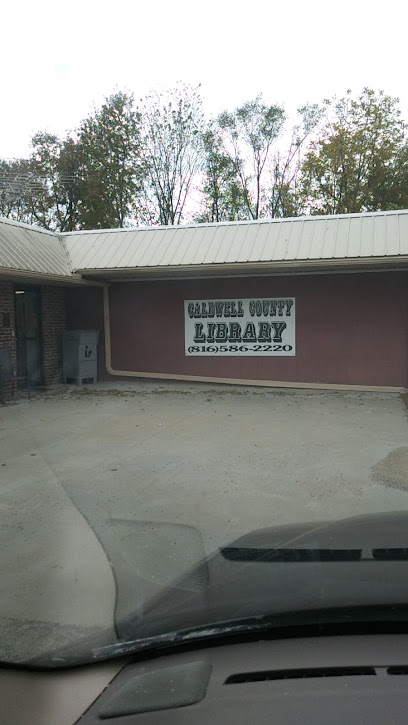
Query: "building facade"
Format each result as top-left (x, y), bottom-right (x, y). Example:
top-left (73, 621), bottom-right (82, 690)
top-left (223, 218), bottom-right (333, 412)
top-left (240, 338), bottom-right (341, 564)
top-left (1, 211), bottom-right (408, 396)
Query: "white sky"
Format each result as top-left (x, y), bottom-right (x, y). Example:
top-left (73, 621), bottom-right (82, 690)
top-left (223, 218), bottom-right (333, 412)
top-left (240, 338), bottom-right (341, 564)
top-left (1, 0), bottom-right (408, 159)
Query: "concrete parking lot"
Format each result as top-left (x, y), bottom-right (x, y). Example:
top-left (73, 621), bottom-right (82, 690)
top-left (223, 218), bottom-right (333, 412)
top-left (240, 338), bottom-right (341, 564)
top-left (1, 383), bottom-right (408, 656)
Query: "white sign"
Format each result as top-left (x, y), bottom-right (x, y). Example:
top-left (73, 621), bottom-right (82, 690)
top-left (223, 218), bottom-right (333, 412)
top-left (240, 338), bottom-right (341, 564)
top-left (185, 298), bottom-right (295, 356)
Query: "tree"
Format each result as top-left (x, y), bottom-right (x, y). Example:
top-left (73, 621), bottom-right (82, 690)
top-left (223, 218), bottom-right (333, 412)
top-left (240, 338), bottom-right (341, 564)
top-left (3, 85), bottom-right (407, 232)
top-left (25, 133), bottom-right (85, 231)
top-left (197, 127), bottom-right (248, 222)
top-left (266, 104), bottom-right (322, 218)
top-left (0, 136), bottom-right (85, 231)
top-left (55, 137), bottom-right (84, 231)
top-left (380, 142), bottom-right (408, 210)
top-left (78, 91), bottom-right (142, 228)
top-left (217, 96), bottom-right (285, 219)
top-left (299, 88), bottom-right (407, 215)
top-left (138, 84), bottom-right (205, 225)
top-left (0, 158), bottom-right (34, 223)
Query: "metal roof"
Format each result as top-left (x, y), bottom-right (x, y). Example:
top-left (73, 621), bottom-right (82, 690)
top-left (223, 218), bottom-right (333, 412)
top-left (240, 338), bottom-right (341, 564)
top-left (63, 210), bottom-right (408, 274)
top-left (2, 210), bottom-right (408, 281)
top-left (0, 217), bottom-right (71, 278)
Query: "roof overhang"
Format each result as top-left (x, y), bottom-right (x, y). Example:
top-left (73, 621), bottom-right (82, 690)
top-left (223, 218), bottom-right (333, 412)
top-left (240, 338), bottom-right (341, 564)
top-left (0, 269), bottom-right (104, 286)
top-left (78, 256), bottom-right (408, 282)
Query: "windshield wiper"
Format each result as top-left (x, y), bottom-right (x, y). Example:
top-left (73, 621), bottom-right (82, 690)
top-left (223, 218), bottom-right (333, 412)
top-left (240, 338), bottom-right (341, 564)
top-left (26, 603), bottom-right (408, 670)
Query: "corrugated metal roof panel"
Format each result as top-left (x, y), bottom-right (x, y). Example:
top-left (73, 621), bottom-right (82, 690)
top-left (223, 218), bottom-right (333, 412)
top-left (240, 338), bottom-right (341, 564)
top-left (332, 217), bottom-right (348, 258)
top-left (373, 214), bottom-right (386, 256)
top-left (62, 211), bottom-right (408, 272)
top-left (324, 218), bottom-right (338, 258)
top-left (2, 210), bottom-right (408, 279)
top-left (203, 224), bottom-right (231, 264)
top-left (238, 222), bottom-right (264, 262)
top-left (155, 226), bottom-right (183, 266)
top-left (66, 230), bottom-right (97, 270)
top-left (399, 214), bottom-right (408, 254)
top-left (0, 217), bottom-right (71, 276)
top-left (179, 225), bottom-right (214, 265)
top-left (268, 220), bottom-right (288, 261)
top-left (96, 230), bottom-right (122, 268)
top-left (306, 218), bottom-right (323, 259)
top-left (140, 228), bottom-right (169, 266)
top-left (258, 221), bottom-right (281, 261)
top-left (346, 216), bottom-right (362, 258)
top-left (218, 223), bottom-right (250, 264)
top-left (359, 215), bottom-right (373, 257)
top-left (294, 218), bottom-right (312, 260)
top-left (121, 229), bottom-right (152, 267)
top-left (284, 218), bottom-right (302, 260)
top-left (386, 213), bottom-right (400, 255)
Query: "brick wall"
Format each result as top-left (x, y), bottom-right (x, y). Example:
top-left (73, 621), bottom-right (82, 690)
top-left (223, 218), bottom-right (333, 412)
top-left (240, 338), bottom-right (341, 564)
top-left (0, 281), bottom-right (17, 397)
top-left (41, 286), bottom-right (66, 386)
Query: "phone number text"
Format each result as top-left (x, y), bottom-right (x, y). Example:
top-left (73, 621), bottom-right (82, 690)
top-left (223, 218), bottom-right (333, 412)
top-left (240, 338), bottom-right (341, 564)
top-left (187, 344), bottom-right (293, 354)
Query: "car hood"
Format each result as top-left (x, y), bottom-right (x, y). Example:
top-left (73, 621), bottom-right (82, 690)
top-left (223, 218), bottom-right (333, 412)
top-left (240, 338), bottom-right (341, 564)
top-left (29, 510), bottom-right (408, 667)
top-left (123, 510), bottom-right (408, 639)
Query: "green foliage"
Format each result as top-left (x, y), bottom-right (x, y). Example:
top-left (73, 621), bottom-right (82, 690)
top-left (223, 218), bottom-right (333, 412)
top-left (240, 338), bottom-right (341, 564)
top-left (197, 127), bottom-right (248, 222)
top-left (138, 83), bottom-right (205, 225)
top-left (299, 89), bottom-right (407, 214)
top-left (217, 96), bottom-right (286, 219)
top-left (380, 143), bottom-right (408, 209)
top-left (1, 86), bottom-right (408, 231)
top-left (266, 104), bottom-right (322, 218)
top-left (0, 158), bottom-right (34, 223)
top-left (0, 136), bottom-right (84, 231)
top-left (78, 91), bottom-right (142, 229)
top-left (28, 133), bottom-right (84, 231)
top-left (22, 133), bottom-right (57, 229)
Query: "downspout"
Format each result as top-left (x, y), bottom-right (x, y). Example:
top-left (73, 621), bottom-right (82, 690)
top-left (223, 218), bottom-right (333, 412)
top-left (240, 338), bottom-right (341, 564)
top-left (102, 286), bottom-right (404, 393)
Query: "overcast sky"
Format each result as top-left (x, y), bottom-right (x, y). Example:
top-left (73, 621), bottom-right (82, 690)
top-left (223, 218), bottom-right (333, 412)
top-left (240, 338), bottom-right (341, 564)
top-left (2, 0), bottom-right (407, 159)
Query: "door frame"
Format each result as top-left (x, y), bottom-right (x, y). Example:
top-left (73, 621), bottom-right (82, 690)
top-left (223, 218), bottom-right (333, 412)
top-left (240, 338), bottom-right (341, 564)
top-left (14, 285), bottom-right (44, 387)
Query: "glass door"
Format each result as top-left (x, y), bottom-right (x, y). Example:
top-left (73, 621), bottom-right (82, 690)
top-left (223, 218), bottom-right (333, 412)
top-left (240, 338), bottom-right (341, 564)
top-left (15, 287), bottom-right (43, 387)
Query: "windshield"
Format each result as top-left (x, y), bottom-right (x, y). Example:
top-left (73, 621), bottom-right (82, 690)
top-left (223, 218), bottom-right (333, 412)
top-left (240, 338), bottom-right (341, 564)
top-left (1, 0), bottom-right (408, 672)
top-left (1, 387), bottom-right (408, 667)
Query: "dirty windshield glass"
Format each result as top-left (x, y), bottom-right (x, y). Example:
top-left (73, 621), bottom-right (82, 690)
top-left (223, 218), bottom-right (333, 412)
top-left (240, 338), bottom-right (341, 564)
top-left (1, 1), bottom-right (408, 669)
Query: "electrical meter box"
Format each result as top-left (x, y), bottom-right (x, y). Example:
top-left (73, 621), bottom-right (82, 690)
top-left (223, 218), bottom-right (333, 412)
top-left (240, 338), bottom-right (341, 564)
top-left (63, 330), bottom-right (99, 385)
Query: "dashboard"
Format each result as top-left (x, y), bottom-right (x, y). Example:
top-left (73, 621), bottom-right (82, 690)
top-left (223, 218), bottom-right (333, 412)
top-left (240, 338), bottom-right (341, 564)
top-left (3, 634), bottom-right (408, 723)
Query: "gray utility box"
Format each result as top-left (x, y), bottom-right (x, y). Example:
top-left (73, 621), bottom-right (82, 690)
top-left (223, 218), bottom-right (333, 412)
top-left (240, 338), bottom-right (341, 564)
top-left (63, 330), bottom-right (99, 385)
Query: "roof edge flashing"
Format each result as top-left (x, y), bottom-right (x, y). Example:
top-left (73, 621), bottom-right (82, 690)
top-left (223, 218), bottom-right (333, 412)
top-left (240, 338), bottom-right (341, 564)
top-left (76, 255), bottom-right (408, 279)
top-left (0, 216), bottom-right (59, 236)
top-left (60, 208), bottom-right (408, 236)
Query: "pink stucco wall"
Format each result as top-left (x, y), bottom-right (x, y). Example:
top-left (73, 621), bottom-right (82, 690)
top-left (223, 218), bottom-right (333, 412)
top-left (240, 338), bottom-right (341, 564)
top-left (67, 271), bottom-right (408, 387)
